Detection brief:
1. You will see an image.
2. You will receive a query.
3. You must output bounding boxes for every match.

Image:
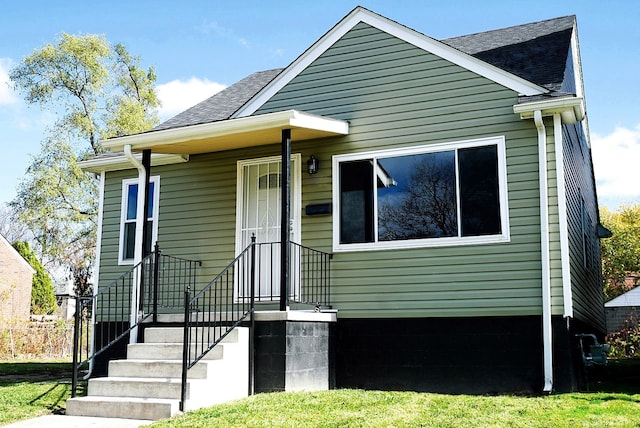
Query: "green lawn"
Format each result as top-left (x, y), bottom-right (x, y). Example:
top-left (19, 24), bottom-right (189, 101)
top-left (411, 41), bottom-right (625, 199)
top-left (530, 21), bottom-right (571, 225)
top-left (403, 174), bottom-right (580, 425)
top-left (147, 389), bottom-right (640, 428)
top-left (0, 362), bottom-right (75, 425)
top-left (1, 361), bottom-right (639, 427)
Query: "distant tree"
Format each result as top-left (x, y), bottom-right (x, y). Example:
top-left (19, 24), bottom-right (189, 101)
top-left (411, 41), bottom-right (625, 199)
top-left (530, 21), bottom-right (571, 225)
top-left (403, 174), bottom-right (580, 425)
top-left (0, 205), bottom-right (30, 244)
top-left (12, 241), bottom-right (57, 315)
top-left (600, 204), bottom-right (640, 301)
top-left (9, 33), bottom-right (160, 284)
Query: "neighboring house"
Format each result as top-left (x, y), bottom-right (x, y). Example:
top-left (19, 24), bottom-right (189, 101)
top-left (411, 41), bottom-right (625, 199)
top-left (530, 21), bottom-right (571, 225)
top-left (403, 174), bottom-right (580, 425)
top-left (79, 7), bottom-right (606, 397)
top-left (605, 283), bottom-right (640, 334)
top-left (0, 234), bottom-right (35, 321)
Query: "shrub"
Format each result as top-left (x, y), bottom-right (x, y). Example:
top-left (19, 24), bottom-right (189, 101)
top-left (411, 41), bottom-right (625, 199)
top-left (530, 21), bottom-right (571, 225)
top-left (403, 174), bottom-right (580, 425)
top-left (606, 312), bottom-right (640, 359)
top-left (12, 241), bottom-right (57, 315)
top-left (0, 319), bottom-right (73, 360)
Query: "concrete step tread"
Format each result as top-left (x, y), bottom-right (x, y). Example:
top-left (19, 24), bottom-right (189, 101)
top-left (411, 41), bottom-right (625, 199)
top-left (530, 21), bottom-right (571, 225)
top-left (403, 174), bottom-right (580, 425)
top-left (90, 376), bottom-right (184, 383)
top-left (68, 395), bottom-right (178, 404)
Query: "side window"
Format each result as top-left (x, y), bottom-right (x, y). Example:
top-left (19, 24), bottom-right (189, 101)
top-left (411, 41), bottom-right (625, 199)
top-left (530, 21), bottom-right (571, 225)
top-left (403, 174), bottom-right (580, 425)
top-left (119, 177), bottom-right (159, 264)
top-left (333, 137), bottom-right (508, 251)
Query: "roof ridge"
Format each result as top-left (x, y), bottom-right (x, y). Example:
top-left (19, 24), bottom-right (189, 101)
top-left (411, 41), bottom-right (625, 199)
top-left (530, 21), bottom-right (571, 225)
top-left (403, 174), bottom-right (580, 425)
top-left (442, 15), bottom-right (575, 42)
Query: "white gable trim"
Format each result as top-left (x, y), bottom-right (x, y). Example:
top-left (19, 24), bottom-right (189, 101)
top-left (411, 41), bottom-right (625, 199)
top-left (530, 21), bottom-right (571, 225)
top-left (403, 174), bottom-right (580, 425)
top-left (233, 7), bottom-right (547, 118)
top-left (0, 234), bottom-right (36, 274)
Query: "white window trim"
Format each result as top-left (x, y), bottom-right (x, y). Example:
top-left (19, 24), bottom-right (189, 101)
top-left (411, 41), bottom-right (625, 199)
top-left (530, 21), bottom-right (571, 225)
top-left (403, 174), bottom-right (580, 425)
top-left (332, 136), bottom-right (510, 252)
top-left (118, 176), bottom-right (160, 265)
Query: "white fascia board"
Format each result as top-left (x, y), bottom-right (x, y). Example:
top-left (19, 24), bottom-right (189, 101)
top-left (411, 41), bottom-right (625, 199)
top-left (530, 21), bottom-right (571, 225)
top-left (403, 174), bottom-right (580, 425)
top-left (78, 153), bottom-right (189, 173)
top-left (101, 110), bottom-right (348, 153)
top-left (234, 7), bottom-right (547, 118)
top-left (514, 97), bottom-right (585, 123)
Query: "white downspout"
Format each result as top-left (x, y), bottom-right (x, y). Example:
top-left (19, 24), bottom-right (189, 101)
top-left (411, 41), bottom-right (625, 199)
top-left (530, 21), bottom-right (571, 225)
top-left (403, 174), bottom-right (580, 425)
top-left (534, 110), bottom-right (553, 393)
top-left (124, 144), bottom-right (147, 344)
top-left (553, 113), bottom-right (573, 318)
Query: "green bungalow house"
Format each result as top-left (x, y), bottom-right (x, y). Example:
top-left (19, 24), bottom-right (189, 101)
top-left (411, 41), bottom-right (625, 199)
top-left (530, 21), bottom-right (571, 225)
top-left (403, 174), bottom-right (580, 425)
top-left (68, 7), bottom-right (606, 420)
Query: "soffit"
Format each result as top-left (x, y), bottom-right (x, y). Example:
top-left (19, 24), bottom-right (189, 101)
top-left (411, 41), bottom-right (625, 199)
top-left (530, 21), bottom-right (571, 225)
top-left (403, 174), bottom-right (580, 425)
top-left (102, 110), bottom-right (349, 155)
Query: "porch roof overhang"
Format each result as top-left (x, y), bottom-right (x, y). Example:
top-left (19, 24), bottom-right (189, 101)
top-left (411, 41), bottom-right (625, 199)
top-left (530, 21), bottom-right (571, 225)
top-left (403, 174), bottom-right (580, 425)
top-left (102, 109), bottom-right (349, 155)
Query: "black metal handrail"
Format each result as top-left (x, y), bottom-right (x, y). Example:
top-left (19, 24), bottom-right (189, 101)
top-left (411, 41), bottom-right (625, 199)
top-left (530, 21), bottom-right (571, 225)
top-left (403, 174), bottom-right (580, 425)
top-left (180, 237), bottom-right (256, 411)
top-left (72, 245), bottom-right (200, 397)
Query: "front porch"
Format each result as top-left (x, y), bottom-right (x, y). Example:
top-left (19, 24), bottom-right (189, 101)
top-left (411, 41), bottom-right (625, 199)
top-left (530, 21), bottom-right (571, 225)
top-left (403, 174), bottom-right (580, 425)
top-left (69, 240), bottom-right (335, 420)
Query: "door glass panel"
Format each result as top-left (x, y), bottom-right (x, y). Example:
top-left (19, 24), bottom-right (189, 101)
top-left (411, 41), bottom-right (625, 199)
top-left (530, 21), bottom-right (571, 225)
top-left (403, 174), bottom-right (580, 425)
top-left (238, 158), bottom-right (299, 300)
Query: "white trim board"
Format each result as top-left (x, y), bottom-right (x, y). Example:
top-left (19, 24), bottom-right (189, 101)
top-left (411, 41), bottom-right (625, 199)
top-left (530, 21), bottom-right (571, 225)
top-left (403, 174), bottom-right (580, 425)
top-left (234, 7), bottom-right (547, 118)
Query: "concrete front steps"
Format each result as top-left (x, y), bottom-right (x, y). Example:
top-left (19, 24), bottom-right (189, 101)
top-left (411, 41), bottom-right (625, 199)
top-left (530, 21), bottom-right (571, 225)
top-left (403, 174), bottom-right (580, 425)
top-left (66, 326), bottom-right (249, 421)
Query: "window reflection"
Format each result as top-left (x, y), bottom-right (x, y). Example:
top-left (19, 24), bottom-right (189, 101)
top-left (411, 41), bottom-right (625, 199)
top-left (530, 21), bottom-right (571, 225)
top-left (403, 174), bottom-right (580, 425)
top-left (378, 151), bottom-right (457, 241)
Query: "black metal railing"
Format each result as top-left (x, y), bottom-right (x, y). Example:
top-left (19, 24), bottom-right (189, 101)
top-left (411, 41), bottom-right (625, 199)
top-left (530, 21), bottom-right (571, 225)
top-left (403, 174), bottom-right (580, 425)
top-left (141, 247), bottom-right (201, 323)
top-left (251, 242), bottom-right (332, 307)
top-left (289, 242), bottom-right (332, 308)
top-left (72, 245), bottom-right (200, 397)
top-left (179, 238), bottom-right (332, 410)
top-left (180, 237), bottom-right (257, 411)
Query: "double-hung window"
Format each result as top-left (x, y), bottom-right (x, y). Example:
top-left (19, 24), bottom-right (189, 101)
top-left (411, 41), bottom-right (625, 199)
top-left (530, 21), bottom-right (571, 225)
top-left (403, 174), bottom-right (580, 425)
top-left (333, 136), bottom-right (509, 251)
top-left (119, 176), bottom-right (160, 264)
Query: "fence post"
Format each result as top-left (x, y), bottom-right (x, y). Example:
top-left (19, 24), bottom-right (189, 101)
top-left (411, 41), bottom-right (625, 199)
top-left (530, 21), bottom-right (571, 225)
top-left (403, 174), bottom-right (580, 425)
top-left (71, 297), bottom-right (81, 398)
top-left (153, 242), bottom-right (161, 324)
top-left (180, 287), bottom-right (191, 412)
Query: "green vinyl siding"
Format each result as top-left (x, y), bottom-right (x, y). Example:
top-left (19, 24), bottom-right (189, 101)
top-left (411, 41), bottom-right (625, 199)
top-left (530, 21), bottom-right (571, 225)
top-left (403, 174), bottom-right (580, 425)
top-left (97, 22), bottom-right (554, 320)
top-left (562, 122), bottom-right (605, 330)
top-left (255, 22), bottom-right (544, 318)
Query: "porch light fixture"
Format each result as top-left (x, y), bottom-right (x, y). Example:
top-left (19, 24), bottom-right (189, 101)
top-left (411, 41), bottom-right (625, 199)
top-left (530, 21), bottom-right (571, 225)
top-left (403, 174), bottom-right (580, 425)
top-left (307, 155), bottom-right (319, 175)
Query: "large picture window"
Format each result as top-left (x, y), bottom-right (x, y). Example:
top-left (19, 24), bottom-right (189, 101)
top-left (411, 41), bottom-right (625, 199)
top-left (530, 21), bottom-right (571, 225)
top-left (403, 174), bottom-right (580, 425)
top-left (119, 176), bottom-right (160, 264)
top-left (333, 137), bottom-right (509, 251)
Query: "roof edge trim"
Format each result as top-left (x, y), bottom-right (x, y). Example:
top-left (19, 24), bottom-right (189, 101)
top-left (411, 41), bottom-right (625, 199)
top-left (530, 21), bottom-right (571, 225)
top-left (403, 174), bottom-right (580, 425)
top-left (101, 109), bottom-right (349, 153)
top-left (233, 7), bottom-right (548, 118)
top-left (78, 153), bottom-right (189, 173)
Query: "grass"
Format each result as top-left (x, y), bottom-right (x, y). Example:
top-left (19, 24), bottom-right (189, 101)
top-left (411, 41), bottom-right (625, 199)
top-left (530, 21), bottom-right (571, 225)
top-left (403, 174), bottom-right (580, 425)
top-left (0, 360), bottom-right (639, 427)
top-left (148, 389), bottom-right (640, 428)
top-left (0, 361), bottom-right (76, 425)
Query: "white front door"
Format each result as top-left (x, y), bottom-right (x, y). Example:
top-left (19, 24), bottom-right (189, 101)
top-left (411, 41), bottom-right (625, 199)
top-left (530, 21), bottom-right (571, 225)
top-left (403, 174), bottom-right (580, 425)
top-left (236, 154), bottom-right (301, 299)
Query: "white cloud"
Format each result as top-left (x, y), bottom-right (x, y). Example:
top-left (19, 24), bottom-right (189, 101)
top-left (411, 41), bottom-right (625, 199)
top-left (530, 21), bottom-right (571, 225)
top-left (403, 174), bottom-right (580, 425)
top-left (156, 78), bottom-right (226, 120)
top-left (0, 58), bottom-right (18, 105)
top-left (592, 125), bottom-right (640, 208)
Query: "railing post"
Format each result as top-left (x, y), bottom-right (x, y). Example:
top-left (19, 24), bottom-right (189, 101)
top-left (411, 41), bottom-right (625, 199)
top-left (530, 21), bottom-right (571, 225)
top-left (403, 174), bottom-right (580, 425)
top-left (71, 297), bottom-right (81, 398)
top-left (249, 235), bottom-right (256, 396)
top-left (180, 287), bottom-right (191, 412)
top-left (153, 242), bottom-right (161, 324)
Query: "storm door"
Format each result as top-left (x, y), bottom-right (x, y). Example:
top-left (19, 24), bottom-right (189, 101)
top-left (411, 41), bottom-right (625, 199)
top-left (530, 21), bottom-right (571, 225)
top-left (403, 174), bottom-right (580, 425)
top-left (236, 155), bottom-right (300, 300)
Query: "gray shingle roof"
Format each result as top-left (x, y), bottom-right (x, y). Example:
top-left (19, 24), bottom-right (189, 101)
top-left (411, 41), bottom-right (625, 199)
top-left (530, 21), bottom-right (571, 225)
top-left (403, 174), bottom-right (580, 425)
top-left (443, 16), bottom-right (575, 91)
top-left (153, 68), bottom-right (284, 132)
top-left (152, 16), bottom-right (575, 133)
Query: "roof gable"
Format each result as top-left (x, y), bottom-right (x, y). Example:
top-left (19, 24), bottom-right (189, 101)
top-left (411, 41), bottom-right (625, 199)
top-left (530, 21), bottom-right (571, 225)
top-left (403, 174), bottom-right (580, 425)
top-left (233, 7), bottom-right (548, 118)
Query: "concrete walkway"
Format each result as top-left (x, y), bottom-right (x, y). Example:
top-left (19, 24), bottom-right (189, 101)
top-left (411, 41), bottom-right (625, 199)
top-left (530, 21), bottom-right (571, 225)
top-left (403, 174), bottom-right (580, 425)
top-left (2, 415), bottom-right (153, 427)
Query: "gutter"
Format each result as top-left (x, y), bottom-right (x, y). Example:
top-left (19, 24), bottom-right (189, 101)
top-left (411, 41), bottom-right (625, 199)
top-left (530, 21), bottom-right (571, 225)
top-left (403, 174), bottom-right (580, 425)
top-left (534, 110), bottom-right (554, 393)
top-left (123, 144), bottom-right (147, 344)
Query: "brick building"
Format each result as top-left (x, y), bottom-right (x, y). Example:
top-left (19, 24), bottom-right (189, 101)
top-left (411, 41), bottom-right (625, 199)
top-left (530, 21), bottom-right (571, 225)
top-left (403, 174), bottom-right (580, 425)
top-left (0, 234), bottom-right (35, 321)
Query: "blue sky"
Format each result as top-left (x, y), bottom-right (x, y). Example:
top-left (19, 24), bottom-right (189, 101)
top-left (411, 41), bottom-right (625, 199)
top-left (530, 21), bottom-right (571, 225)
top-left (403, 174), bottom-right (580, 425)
top-left (1, 0), bottom-right (638, 210)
